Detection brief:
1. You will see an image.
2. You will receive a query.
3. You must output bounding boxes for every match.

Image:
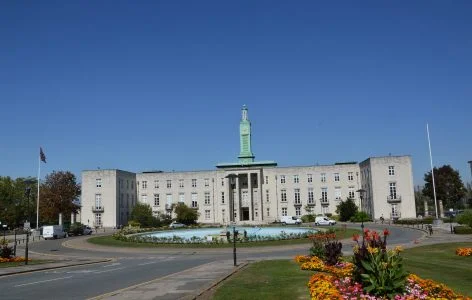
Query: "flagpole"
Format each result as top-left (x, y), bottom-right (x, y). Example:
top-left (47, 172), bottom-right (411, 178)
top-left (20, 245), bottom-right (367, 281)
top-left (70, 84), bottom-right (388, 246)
top-left (37, 151), bottom-right (41, 229)
top-left (427, 123), bottom-right (439, 219)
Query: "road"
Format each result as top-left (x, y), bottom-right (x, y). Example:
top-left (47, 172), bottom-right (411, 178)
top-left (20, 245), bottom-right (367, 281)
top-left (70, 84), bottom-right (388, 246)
top-left (0, 224), bottom-right (424, 299)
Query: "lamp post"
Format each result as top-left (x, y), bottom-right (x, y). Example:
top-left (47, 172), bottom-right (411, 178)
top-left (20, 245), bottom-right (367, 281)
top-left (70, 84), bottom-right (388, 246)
top-left (225, 173), bottom-right (238, 266)
top-left (356, 189), bottom-right (366, 240)
top-left (2, 224), bottom-right (6, 240)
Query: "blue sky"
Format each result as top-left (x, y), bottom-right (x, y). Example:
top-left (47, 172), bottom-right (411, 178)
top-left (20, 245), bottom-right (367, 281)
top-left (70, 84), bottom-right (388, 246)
top-left (1, 1), bottom-right (471, 186)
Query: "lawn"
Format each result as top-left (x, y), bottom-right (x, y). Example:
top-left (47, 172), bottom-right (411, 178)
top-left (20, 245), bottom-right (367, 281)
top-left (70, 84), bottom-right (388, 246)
top-left (87, 227), bottom-right (359, 248)
top-left (212, 242), bottom-right (472, 299)
top-left (212, 260), bottom-right (311, 300)
top-left (0, 259), bottom-right (55, 268)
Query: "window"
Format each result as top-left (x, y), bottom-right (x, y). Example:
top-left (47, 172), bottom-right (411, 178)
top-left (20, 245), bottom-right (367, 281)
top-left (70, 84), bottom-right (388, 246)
top-left (389, 182), bottom-right (397, 199)
top-left (204, 178), bottom-right (209, 187)
top-left (221, 178), bottom-right (224, 186)
top-left (179, 179), bottom-right (184, 188)
top-left (334, 173), bottom-right (340, 182)
top-left (267, 207), bottom-right (270, 217)
top-left (192, 179), bottom-right (197, 188)
top-left (281, 207), bottom-right (287, 216)
top-left (280, 175), bottom-right (286, 184)
top-left (308, 188), bottom-right (314, 204)
top-left (95, 194), bottom-right (102, 209)
top-left (141, 194), bottom-right (147, 204)
top-left (154, 180), bottom-right (159, 188)
top-left (205, 210), bottom-right (211, 219)
top-left (321, 188), bottom-right (328, 202)
top-left (179, 193), bottom-right (185, 203)
top-left (307, 174), bottom-right (312, 183)
top-left (191, 193), bottom-right (198, 208)
top-left (321, 173), bottom-right (326, 183)
top-left (348, 186), bottom-right (355, 199)
top-left (348, 172), bottom-right (354, 181)
top-left (294, 188), bottom-right (301, 204)
top-left (265, 176), bottom-right (268, 184)
top-left (322, 206), bottom-right (329, 214)
top-left (281, 189), bottom-right (287, 202)
top-left (166, 194), bottom-right (172, 205)
top-left (389, 166), bottom-right (395, 176)
top-left (221, 192), bottom-right (225, 204)
top-left (266, 190), bottom-right (270, 202)
top-left (295, 206), bottom-right (301, 216)
top-left (154, 194), bottom-right (160, 206)
top-left (335, 187), bottom-right (341, 200)
top-left (166, 180), bottom-right (172, 188)
top-left (142, 181), bottom-right (147, 189)
top-left (96, 178), bottom-right (102, 188)
top-left (204, 192), bottom-right (211, 205)
top-left (95, 213), bottom-right (102, 226)
top-left (222, 209), bottom-right (225, 222)
top-left (131, 181), bottom-right (134, 190)
top-left (294, 175), bottom-right (299, 183)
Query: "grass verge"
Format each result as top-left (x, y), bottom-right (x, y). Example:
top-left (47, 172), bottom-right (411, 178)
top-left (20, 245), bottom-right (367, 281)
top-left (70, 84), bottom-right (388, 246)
top-left (212, 260), bottom-right (311, 300)
top-left (87, 227), bottom-right (359, 248)
top-left (0, 259), bottom-right (56, 268)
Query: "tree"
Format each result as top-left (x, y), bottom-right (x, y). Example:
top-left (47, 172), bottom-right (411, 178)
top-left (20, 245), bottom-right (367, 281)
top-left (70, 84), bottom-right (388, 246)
top-left (39, 171), bottom-right (81, 225)
top-left (422, 165), bottom-right (467, 210)
top-left (129, 203), bottom-right (159, 227)
top-left (336, 198), bottom-right (358, 222)
top-left (0, 176), bottom-right (38, 228)
top-left (174, 203), bottom-right (199, 225)
top-left (457, 209), bottom-right (472, 228)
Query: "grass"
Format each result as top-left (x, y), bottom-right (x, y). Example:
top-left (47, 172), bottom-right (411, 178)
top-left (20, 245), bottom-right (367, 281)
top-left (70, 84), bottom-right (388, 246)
top-left (87, 227), bottom-right (359, 248)
top-left (212, 242), bottom-right (472, 299)
top-left (0, 259), bottom-right (55, 268)
top-left (402, 242), bottom-right (472, 296)
top-left (212, 260), bottom-right (311, 300)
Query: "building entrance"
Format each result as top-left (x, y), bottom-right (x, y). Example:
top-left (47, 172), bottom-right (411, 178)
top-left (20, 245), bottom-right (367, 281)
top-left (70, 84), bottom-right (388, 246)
top-left (241, 208), bottom-right (250, 221)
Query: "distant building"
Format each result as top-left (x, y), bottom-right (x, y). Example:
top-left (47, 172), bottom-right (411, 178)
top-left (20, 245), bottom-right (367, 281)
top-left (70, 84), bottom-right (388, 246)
top-left (81, 106), bottom-right (416, 228)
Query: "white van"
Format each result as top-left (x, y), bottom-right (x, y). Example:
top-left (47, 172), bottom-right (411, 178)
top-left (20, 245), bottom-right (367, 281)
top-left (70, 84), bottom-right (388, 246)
top-left (315, 216), bottom-right (336, 226)
top-left (43, 225), bottom-right (68, 240)
top-left (280, 216), bottom-right (302, 225)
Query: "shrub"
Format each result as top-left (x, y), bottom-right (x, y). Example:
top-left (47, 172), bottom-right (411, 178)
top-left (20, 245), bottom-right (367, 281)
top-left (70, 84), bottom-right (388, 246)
top-left (457, 209), bottom-right (472, 228)
top-left (350, 211), bottom-right (371, 222)
top-left (69, 222), bottom-right (84, 236)
top-left (174, 203), bottom-right (200, 225)
top-left (0, 239), bottom-right (13, 259)
top-left (336, 198), bottom-right (358, 222)
top-left (301, 214), bottom-right (316, 223)
top-left (454, 225), bottom-right (472, 234)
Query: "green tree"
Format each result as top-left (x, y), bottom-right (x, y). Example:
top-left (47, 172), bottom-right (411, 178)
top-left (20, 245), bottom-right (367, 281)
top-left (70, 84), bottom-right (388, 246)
top-left (336, 198), bottom-right (358, 222)
top-left (0, 176), bottom-right (38, 228)
top-left (422, 165), bottom-right (467, 210)
top-left (174, 202), bottom-right (199, 225)
top-left (129, 203), bottom-right (159, 227)
top-left (39, 171), bottom-right (81, 225)
top-left (457, 209), bottom-right (472, 228)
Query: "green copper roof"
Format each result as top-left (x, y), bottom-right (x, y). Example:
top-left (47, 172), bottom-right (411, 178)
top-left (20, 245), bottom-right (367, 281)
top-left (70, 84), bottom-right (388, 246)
top-left (216, 161), bottom-right (277, 169)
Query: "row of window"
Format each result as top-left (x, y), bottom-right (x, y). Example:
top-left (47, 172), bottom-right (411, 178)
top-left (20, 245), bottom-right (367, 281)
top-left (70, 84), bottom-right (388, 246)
top-left (277, 187), bottom-right (357, 203)
top-left (275, 172), bottom-right (355, 184)
top-left (139, 178), bottom-right (214, 189)
top-left (144, 192), bottom-right (213, 208)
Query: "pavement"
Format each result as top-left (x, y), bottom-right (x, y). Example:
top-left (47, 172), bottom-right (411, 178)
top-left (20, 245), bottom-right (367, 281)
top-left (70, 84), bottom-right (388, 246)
top-left (1, 223), bottom-right (471, 300)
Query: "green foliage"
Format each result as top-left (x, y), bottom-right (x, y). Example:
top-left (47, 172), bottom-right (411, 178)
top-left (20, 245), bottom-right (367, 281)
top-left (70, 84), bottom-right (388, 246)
top-left (301, 214), bottom-right (316, 223)
top-left (454, 225), bottom-right (472, 234)
top-left (127, 220), bottom-right (140, 227)
top-left (0, 176), bottom-right (37, 228)
top-left (336, 198), bottom-right (358, 222)
top-left (457, 209), bottom-right (472, 228)
top-left (309, 229), bottom-right (342, 265)
top-left (129, 203), bottom-right (160, 227)
top-left (423, 165), bottom-right (467, 210)
top-left (174, 203), bottom-right (200, 225)
top-left (68, 222), bottom-right (84, 236)
top-left (350, 211), bottom-right (372, 222)
top-left (0, 238), bottom-right (13, 259)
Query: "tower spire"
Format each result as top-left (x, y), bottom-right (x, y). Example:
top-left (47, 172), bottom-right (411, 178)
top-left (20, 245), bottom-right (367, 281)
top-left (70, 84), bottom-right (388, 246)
top-left (238, 105), bottom-right (255, 163)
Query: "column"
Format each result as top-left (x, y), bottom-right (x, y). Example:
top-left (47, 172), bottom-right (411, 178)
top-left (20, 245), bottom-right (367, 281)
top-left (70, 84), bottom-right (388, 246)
top-left (248, 172), bottom-right (253, 221)
top-left (235, 175), bottom-right (240, 222)
top-left (258, 171), bottom-right (263, 222)
top-left (226, 177), bottom-right (232, 222)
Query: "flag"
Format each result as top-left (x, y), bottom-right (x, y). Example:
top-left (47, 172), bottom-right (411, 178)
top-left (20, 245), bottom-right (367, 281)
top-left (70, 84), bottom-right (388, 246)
top-left (40, 147), bottom-right (47, 163)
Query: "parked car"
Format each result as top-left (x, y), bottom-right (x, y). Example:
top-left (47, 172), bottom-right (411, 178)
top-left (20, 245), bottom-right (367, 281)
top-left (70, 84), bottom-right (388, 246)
top-left (169, 221), bottom-right (186, 229)
top-left (43, 225), bottom-right (68, 239)
top-left (315, 216), bottom-right (336, 226)
top-left (83, 226), bottom-right (93, 235)
top-left (280, 216), bottom-right (302, 225)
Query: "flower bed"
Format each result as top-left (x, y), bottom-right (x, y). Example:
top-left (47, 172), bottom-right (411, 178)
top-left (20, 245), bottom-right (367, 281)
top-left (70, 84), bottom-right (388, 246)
top-left (456, 248), bottom-right (472, 257)
top-left (295, 228), bottom-right (471, 300)
top-left (0, 256), bottom-right (30, 263)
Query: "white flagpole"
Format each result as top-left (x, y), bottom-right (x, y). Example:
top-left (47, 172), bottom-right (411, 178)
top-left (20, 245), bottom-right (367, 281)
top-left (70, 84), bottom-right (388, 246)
top-left (427, 123), bottom-right (439, 219)
top-left (37, 151), bottom-right (41, 229)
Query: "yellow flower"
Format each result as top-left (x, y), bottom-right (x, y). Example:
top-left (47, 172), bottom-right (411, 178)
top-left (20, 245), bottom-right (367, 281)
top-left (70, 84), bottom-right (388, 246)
top-left (394, 245), bottom-right (404, 253)
top-left (367, 246), bottom-right (379, 254)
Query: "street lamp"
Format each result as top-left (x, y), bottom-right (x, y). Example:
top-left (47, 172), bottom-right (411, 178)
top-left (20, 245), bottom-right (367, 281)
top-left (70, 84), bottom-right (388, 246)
top-left (225, 173), bottom-right (238, 266)
top-left (356, 189), bottom-right (366, 240)
top-left (2, 224), bottom-right (7, 240)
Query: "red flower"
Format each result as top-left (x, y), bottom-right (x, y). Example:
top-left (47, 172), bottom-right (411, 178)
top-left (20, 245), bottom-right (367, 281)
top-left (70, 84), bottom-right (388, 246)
top-left (383, 229), bottom-right (390, 236)
top-left (352, 234), bottom-right (360, 242)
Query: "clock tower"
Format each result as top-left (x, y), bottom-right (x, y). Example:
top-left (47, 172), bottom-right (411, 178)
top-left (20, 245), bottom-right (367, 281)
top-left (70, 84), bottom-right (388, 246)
top-left (238, 105), bottom-right (255, 163)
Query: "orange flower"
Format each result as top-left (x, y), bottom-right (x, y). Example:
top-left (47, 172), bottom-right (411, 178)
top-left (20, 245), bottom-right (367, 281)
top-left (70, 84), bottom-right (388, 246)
top-left (383, 228), bottom-right (390, 236)
top-left (352, 234), bottom-right (360, 242)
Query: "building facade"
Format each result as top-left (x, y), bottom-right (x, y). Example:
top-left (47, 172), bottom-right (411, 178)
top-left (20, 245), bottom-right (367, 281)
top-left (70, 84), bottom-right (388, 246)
top-left (81, 106), bottom-right (416, 228)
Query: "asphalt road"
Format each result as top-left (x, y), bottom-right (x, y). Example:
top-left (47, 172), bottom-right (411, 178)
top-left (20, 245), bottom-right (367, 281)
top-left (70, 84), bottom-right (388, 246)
top-left (1, 224), bottom-right (424, 300)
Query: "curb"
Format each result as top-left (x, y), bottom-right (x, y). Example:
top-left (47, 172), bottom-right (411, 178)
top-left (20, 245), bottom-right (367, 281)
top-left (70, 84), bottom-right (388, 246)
top-left (179, 261), bottom-right (250, 300)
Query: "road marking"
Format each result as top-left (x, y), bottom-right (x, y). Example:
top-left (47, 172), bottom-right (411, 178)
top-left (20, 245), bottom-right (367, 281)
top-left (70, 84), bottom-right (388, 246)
top-left (93, 267), bottom-right (126, 274)
top-left (103, 262), bottom-right (121, 268)
top-left (137, 261), bottom-right (158, 266)
top-left (14, 276), bottom-right (73, 287)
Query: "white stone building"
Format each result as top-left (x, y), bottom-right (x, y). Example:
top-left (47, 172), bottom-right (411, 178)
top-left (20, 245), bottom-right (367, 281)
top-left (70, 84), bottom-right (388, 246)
top-left (81, 106), bottom-right (416, 228)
